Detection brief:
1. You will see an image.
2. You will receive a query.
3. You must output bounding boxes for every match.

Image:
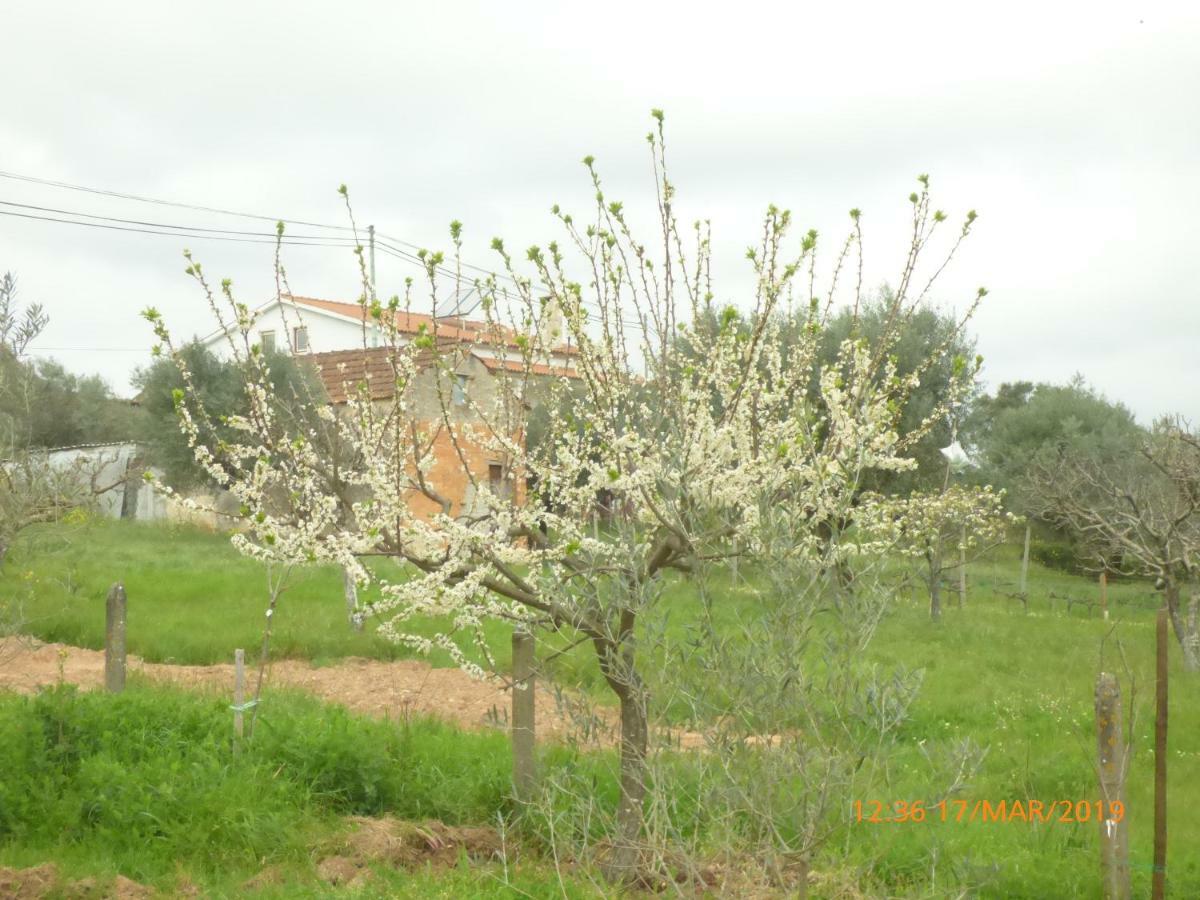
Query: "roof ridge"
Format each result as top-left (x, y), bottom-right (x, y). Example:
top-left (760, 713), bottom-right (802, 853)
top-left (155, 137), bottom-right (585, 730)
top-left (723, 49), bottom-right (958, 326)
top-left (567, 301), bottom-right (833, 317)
top-left (285, 294), bottom-right (578, 356)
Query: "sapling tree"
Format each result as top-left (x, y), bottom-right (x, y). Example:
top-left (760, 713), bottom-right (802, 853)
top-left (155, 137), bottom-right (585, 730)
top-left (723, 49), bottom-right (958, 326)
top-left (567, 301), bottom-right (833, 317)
top-left (147, 113), bottom-right (996, 879)
top-left (892, 483), bottom-right (1014, 620)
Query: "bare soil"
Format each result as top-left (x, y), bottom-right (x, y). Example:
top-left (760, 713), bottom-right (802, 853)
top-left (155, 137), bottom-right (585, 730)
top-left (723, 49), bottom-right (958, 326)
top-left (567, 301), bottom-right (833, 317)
top-left (305, 816), bottom-right (506, 888)
top-left (0, 635), bottom-right (606, 742)
top-left (0, 864), bottom-right (153, 899)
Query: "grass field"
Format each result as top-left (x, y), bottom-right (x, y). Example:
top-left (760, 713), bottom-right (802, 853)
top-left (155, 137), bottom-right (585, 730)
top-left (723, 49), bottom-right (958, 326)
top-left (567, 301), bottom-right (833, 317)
top-left (0, 519), bottom-right (498, 668)
top-left (2, 518), bottom-right (1199, 896)
top-left (0, 683), bottom-right (603, 897)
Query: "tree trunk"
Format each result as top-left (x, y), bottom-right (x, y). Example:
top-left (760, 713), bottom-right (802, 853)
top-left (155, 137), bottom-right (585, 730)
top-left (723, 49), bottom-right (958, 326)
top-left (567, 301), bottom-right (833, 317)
top-left (591, 623), bottom-right (651, 883)
top-left (610, 684), bottom-right (649, 880)
top-left (1163, 583), bottom-right (1200, 672)
top-left (511, 629), bottom-right (537, 802)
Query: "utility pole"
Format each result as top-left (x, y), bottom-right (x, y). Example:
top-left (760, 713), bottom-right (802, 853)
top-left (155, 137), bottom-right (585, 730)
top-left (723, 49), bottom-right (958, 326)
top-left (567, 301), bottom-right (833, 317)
top-left (368, 224), bottom-right (377, 300)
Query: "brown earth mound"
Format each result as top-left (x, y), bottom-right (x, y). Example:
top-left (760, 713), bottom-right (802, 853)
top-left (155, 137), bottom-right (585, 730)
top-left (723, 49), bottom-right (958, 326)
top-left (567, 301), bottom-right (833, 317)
top-left (0, 864), bottom-right (152, 899)
top-left (307, 816), bottom-right (504, 887)
top-left (0, 864), bottom-right (59, 900)
top-left (340, 816), bottom-right (502, 868)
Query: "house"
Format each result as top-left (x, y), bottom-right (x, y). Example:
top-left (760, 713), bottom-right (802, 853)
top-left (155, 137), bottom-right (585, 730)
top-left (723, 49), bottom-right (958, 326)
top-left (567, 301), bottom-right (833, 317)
top-left (199, 294), bottom-right (576, 371)
top-left (201, 294), bottom-right (579, 518)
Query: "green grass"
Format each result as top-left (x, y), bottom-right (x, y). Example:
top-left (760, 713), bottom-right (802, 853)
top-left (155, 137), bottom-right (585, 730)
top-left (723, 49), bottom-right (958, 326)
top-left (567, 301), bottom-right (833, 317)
top-left (2, 518), bottom-right (514, 669)
top-left (3, 519), bottom-right (1200, 896)
top-left (0, 682), bottom-right (602, 897)
top-left (843, 573), bottom-right (1200, 896)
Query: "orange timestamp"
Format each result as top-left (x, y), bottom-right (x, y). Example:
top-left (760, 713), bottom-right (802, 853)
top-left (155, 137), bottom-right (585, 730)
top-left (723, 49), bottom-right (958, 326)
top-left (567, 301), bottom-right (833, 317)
top-left (853, 799), bottom-right (1126, 825)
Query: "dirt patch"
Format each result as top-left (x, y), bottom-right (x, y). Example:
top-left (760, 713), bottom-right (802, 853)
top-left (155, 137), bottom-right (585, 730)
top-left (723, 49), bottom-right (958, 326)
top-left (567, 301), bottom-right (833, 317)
top-left (0, 865), bottom-right (153, 899)
top-left (0, 637), bottom-right (724, 750)
top-left (0, 636), bottom-right (599, 742)
top-left (239, 864), bottom-right (285, 892)
top-left (109, 875), bottom-right (153, 899)
top-left (341, 816), bottom-right (502, 868)
top-left (0, 864), bottom-right (60, 899)
top-left (315, 816), bottom-right (503, 881)
top-left (305, 817), bottom-right (503, 887)
top-left (314, 855), bottom-right (363, 886)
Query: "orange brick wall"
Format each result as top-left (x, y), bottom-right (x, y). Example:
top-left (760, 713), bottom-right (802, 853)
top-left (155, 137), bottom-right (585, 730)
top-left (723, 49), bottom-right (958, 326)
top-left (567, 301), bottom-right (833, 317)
top-left (404, 421), bottom-right (525, 519)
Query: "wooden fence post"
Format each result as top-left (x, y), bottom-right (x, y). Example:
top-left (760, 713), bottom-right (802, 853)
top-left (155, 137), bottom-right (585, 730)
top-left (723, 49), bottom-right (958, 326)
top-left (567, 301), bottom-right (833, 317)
top-left (512, 628), bottom-right (536, 803)
top-left (104, 583), bottom-right (127, 693)
top-left (1018, 523), bottom-right (1031, 609)
top-left (233, 648), bottom-right (245, 753)
top-left (1100, 572), bottom-right (1109, 621)
top-left (1094, 672), bottom-right (1130, 899)
top-left (1152, 608), bottom-right (1168, 900)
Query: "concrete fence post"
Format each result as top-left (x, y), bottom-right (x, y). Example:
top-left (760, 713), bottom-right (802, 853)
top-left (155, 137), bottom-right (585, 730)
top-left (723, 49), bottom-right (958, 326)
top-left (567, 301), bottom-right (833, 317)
top-left (233, 648), bottom-right (246, 753)
top-left (958, 524), bottom-right (967, 607)
top-left (1094, 672), bottom-right (1130, 899)
top-left (1018, 523), bottom-right (1032, 609)
top-left (343, 567), bottom-right (362, 632)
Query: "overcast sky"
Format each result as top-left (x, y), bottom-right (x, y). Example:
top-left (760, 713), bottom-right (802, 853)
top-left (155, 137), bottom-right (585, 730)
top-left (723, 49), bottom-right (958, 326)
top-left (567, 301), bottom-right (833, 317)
top-left (2, 0), bottom-right (1197, 422)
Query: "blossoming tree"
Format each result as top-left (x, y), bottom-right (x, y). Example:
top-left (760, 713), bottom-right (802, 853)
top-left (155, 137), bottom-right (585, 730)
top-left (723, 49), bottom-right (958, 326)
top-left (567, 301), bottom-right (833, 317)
top-left (890, 483), bottom-right (1014, 620)
top-left (146, 113), bottom-right (997, 876)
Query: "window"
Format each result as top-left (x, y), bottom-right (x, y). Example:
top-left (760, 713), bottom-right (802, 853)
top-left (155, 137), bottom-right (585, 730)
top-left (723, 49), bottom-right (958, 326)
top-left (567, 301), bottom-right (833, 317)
top-left (260, 330), bottom-right (276, 354)
top-left (452, 374), bottom-right (469, 406)
top-left (292, 326), bottom-right (309, 353)
top-left (489, 463), bottom-right (511, 499)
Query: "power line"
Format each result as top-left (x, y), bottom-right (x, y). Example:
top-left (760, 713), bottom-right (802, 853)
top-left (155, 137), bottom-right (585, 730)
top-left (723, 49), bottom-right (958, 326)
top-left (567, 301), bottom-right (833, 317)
top-left (4, 206), bottom-right (647, 332)
top-left (0, 199), bottom-right (364, 242)
top-left (0, 170), bottom-right (356, 232)
top-left (2, 169), bottom-right (650, 331)
top-left (27, 347), bottom-right (148, 352)
top-left (0, 209), bottom-right (358, 247)
top-left (375, 230), bottom-right (519, 286)
top-left (371, 241), bottom-right (647, 331)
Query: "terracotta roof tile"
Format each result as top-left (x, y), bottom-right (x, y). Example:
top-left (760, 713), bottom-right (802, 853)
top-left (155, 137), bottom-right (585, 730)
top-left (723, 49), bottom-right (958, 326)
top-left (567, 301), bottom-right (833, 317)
top-left (307, 346), bottom-right (440, 403)
top-left (309, 344), bottom-right (581, 404)
top-left (474, 355), bottom-right (581, 378)
top-left (286, 295), bottom-right (578, 356)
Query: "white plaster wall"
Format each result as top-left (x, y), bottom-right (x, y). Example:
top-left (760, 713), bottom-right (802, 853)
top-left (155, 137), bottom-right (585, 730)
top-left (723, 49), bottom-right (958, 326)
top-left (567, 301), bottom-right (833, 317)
top-left (202, 301), bottom-right (385, 358)
top-left (46, 444), bottom-right (137, 518)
